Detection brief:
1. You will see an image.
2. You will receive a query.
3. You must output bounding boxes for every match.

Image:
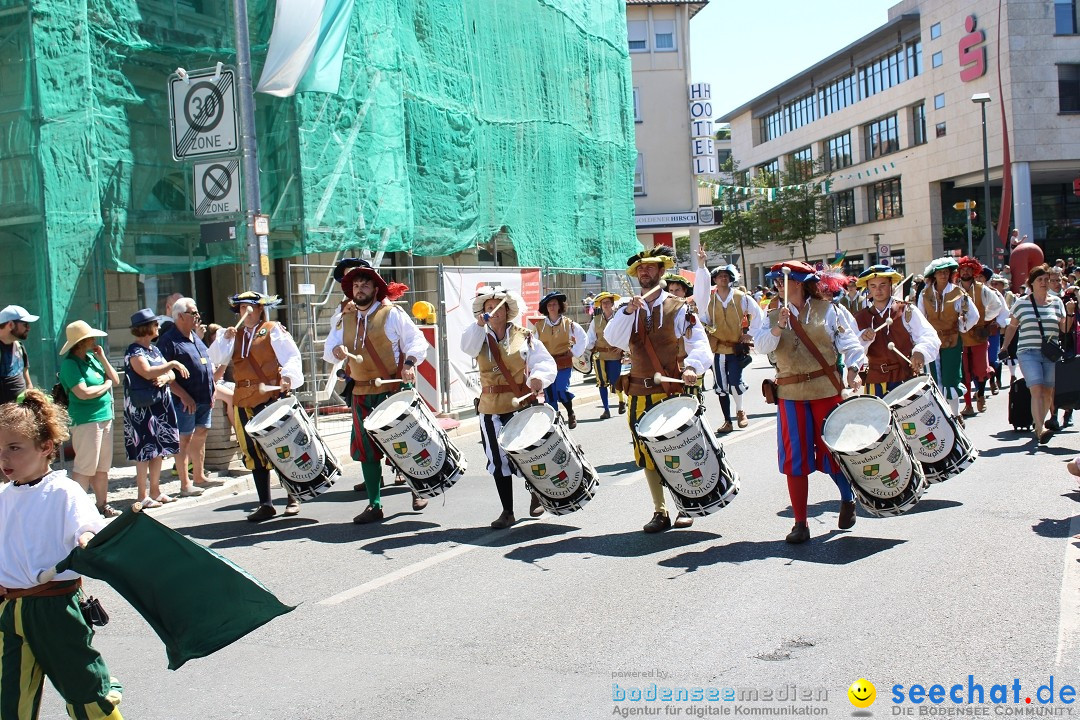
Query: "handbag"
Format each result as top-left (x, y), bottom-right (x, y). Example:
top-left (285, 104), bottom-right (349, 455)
top-left (79, 594), bottom-right (109, 627)
top-left (1031, 295), bottom-right (1064, 363)
top-left (126, 385), bottom-right (158, 409)
top-left (761, 378), bottom-right (778, 405)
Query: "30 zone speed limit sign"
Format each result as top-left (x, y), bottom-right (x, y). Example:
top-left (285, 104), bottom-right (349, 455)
top-left (169, 67), bottom-right (239, 160)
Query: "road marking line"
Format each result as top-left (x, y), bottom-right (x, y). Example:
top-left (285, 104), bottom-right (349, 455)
top-left (1055, 513), bottom-right (1080, 664)
top-left (318, 529), bottom-right (505, 605)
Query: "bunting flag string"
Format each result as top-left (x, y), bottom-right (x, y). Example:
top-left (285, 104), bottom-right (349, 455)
top-left (699, 154), bottom-right (908, 201)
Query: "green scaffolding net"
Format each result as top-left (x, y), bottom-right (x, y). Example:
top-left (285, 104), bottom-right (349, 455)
top-left (0, 0), bottom-right (639, 382)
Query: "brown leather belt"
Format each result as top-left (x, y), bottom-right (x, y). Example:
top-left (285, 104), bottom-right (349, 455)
top-left (775, 368), bottom-right (833, 386)
top-left (628, 376), bottom-right (672, 389)
top-left (3, 579), bottom-right (81, 600)
top-left (353, 378), bottom-right (394, 388)
top-left (554, 352), bottom-right (573, 370)
top-left (482, 384), bottom-right (513, 395)
top-left (870, 362), bottom-right (904, 374)
top-left (235, 379), bottom-right (259, 388)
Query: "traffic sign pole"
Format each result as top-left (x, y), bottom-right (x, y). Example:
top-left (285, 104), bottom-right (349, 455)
top-left (232, 0), bottom-right (267, 294)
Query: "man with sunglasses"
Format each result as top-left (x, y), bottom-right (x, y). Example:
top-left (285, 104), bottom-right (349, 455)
top-left (0, 305), bottom-right (37, 404)
top-left (158, 297), bottom-right (219, 496)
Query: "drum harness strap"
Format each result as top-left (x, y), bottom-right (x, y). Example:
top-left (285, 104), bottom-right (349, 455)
top-left (353, 308), bottom-right (403, 388)
top-left (780, 314), bottom-right (846, 394)
top-left (634, 306), bottom-right (682, 397)
top-left (485, 333), bottom-right (533, 405)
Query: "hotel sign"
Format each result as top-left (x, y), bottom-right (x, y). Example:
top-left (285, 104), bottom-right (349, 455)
top-left (636, 212), bottom-right (699, 227)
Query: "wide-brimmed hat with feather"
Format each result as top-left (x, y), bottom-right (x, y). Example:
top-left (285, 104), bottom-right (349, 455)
top-left (626, 246), bottom-right (676, 276)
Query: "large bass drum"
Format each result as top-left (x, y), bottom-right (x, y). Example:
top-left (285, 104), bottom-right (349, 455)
top-left (635, 396), bottom-right (740, 516)
top-left (499, 404), bottom-right (597, 515)
top-left (821, 396), bottom-right (928, 517)
top-left (245, 397), bottom-right (340, 501)
top-left (883, 376), bottom-right (978, 483)
top-left (365, 391), bottom-right (466, 498)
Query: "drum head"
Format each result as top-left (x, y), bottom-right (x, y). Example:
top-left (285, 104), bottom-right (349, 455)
top-left (636, 396), bottom-right (699, 440)
top-left (501, 405), bottom-right (556, 453)
top-left (822, 397), bottom-right (891, 453)
top-left (245, 398), bottom-right (297, 434)
top-left (366, 391), bottom-right (418, 430)
top-left (883, 376), bottom-right (932, 405)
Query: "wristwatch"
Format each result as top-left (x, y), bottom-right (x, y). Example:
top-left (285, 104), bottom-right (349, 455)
top-left (403, 358), bottom-right (416, 368)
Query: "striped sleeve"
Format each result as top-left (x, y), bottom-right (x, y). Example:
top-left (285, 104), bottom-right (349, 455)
top-left (1010, 296), bottom-right (1065, 352)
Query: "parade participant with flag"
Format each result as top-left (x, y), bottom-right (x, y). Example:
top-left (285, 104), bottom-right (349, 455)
top-left (324, 259), bottom-right (430, 524)
top-left (604, 247), bottom-right (710, 533)
top-left (208, 292), bottom-right (304, 522)
top-left (534, 291), bottom-right (586, 429)
top-left (852, 265), bottom-right (940, 397)
top-left (753, 261), bottom-right (868, 544)
top-left (462, 288), bottom-right (556, 528)
top-left (0, 389), bottom-right (125, 719)
top-left (917, 258), bottom-right (981, 422)
top-left (694, 246), bottom-right (764, 434)
top-left (956, 257), bottom-right (1005, 416)
top-left (584, 292), bottom-right (627, 419)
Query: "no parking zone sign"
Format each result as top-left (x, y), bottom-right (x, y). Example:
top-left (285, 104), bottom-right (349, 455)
top-left (193, 160), bottom-right (241, 217)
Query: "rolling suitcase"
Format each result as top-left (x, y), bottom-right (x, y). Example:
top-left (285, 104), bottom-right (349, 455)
top-left (1009, 377), bottom-right (1034, 431)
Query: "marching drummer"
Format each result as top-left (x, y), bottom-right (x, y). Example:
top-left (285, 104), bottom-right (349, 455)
top-left (208, 292), bottom-right (304, 522)
top-left (693, 246), bottom-right (764, 434)
top-left (956, 257), bottom-right (1005, 417)
top-left (853, 264), bottom-right (940, 397)
top-left (323, 259), bottom-right (430, 524)
top-left (603, 247), bottom-right (711, 534)
top-left (917, 257), bottom-right (981, 423)
top-left (534, 292), bottom-right (587, 429)
top-left (584, 291), bottom-right (627, 419)
top-left (752, 261), bottom-right (868, 544)
top-left (461, 287), bottom-right (556, 529)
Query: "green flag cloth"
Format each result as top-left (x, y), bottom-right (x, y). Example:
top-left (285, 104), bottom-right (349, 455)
top-left (56, 508), bottom-right (294, 670)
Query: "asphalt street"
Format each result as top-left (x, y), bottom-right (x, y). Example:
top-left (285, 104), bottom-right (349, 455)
top-left (41, 359), bottom-right (1080, 719)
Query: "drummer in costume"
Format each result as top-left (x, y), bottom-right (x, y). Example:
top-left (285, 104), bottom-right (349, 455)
top-left (461, 288), bottom-right (556, 529)
top-left (584, 292), bottom-right (628, 419)
top-left (603, 247), bottom-right (711, 533)
top-left (853, 265), bottom-right (940, 397)
top-left (323, 259), bottom-right (431, 524)
top-left (208, 292), bottom-right (304, 522)
top-left (693, 246), bottom-right (764, 433)
top-left (535, 292), bottom-right (586, 429)
top-left (955, 257), bottom-right (1005, 416)
top-left (917, 257), bottom-right (981, 422)
top-left (837, 278), bottom-right (865, 315)
top-left (752, 261), bottom-right (868, 544)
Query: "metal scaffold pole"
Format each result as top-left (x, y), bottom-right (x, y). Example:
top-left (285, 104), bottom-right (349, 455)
top-left (232, 0), bottom-right (267, 293)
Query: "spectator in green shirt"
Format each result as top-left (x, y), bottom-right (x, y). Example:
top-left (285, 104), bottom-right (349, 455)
top-left (58, 320), bottom-right (121, 517)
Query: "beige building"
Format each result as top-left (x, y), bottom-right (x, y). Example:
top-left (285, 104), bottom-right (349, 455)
top-left (628, 0), bottom-right (715, 252)
top-left (719, 0), bottom-right (1080, 286)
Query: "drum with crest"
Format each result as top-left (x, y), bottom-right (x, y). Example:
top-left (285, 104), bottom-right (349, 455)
top-left (365, 391), bottom-right (466, 498)
top-left (821, 395), bottom-right (928, 517)
top-left (634, 395), bottom-right (740, 516)
top-left (499, 404), bottom-right (598, 515)
top-left (883, 376), bottom-right (978, 483)
top-left (245, 397), bottom-right (340, 501)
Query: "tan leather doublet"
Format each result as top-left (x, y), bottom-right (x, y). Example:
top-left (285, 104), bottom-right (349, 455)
top-left (232, 321), bottom-right (282, 408)
top-left (537, 316), bottom-right (573, 369)
top-left (924, 286), bottom-right (965, 349)
top-left (706, 289), bottom-right (746, 355)
top-left (628, 295), bottom-right (684, 397)
top-left (960, 282), bottom-right (988, 347)
top-left (768, 299), bottom-right (840, 401)
top-left (591, 313), bottom-right (622, 361)
top-left (476, 325), bottom-right (530, 415)
top-left (855, 302), bottom-right (915, 385)
top-left (342, 304), bottom-right (399, 396)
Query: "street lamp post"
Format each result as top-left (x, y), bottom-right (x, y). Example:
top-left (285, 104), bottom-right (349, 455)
top-left (972, 92), bottom-right (993, 264)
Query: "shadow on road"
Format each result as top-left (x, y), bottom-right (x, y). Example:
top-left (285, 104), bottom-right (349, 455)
top-left (592, 461), bottom-right (640, 476)
top-left (658, 532), bottom-right (906, 573)
top-left (361, 520), bottom-right (579, 556)
top-left (503, 529), bottom-right (723, 565)
top-left (1033, 515), bottom-right (1080, 538)
top-left (173, 513), bottom-right (444, 549)
top-left (775, 498), bottom-right (962, 519)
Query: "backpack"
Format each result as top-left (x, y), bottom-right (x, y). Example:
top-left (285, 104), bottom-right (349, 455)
top-left (51, 374), bottom-right (69, 406)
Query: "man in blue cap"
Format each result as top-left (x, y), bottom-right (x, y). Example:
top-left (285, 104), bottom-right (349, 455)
top-left (0, 305), bottom-right (38, 404)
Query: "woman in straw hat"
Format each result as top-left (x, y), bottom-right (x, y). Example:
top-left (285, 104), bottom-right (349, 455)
top-left (58, 319), bottom-right (122, 517)
top-left (461, 286), bottom-right (556, 528)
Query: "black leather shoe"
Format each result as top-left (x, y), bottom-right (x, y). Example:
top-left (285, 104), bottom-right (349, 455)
top-left (785, 522), bottom-right (810, 544)
top-left (566, 411), bottom-right (577, 429)
top-left (353, 505), bottom-right (384, 524)
top-left (412, 494), bottom-right (428, 511)
top-left (599, 410), bottom-right (611, 419)
top-left (1047, 417), bottom-right (1061, 432)
top-left (246, 504), bottom-right (277, 523)
top-left (283, 498), bottom-right (300, 516)
top-left (673, 511), bottom-right (694, 529)
top-left (618, 401), bottom-right (626, 415)
top-left (643, 512), bottom-right (671, 534)
top-left (838, 501), bottom-right (857, 530)
top-left (491, 511), bottom-right (516, 529)
top-left (530, 493), bottom-right (545, 517)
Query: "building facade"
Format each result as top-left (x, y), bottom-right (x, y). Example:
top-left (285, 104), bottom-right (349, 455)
top-left (719, 0), bottom-right (1080, 285)
top-left (628, 0), bottom-right (714, 252)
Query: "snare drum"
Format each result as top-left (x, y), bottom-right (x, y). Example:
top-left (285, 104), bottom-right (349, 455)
top-left (365, 391), bottom-right (466, 498)
top-left (883, 376), bottom-right (978, 483)
top-left (821, 396), bottom-right (928, 517)
top-left (499, 404), bottom-right (597, 515)
top-left (635, 396), bottom-right (740, 516)
top-left (245, 398), bottom-right (340, 501)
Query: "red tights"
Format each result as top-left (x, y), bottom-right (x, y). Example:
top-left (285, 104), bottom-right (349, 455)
top-left (787, 475), bottom-right (809, 524)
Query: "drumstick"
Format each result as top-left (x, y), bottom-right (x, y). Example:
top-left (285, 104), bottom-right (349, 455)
top-left (340, 348), bottom-right (364, 364)
top-left (482, 297), bottom-right (508, 322)
top-left (35, 504), bottom-right (143, 584)
top-left (258, 383), bottom-right (282, 394)
top-left (232, 305), bottom-right (253, 331)
top-left (782, 266), bottom-right (791, 310)
top-left (872, 317), bottom-right (893, 333)
top-left (887, 342), bottom-right (912, 366)
top-left (511, 392), bottom-right (538, 408)
top-left (373, 378), bottom-right (404, 387)
top-left (652, 371), bottom-right (687, 386)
